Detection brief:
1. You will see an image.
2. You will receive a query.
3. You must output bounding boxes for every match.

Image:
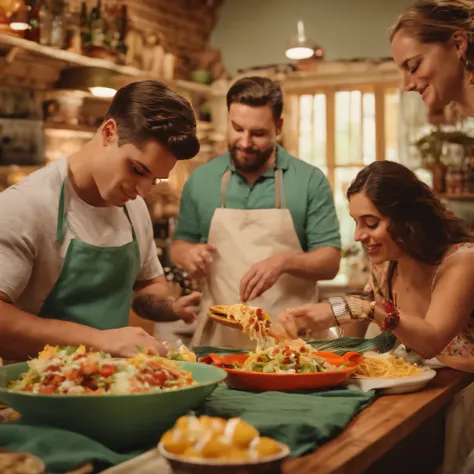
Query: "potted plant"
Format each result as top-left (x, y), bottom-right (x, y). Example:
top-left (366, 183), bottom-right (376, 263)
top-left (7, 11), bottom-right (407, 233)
top-left (414, 129), bottom-right (474, 193)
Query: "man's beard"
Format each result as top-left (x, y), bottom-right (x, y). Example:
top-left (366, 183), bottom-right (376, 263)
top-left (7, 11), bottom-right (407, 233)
top-left (229, 144), bottom-right (274, 173)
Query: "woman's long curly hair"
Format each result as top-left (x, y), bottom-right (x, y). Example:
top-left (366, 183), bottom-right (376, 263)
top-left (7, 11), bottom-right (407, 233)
top-left (347, 161), bottom-right (473, 265)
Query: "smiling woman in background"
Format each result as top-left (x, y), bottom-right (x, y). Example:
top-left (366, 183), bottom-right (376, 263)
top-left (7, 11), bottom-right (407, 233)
top-left (390, 0), bottom-right (474, 116)
top-left (276, 160), bottom-right (474, 371)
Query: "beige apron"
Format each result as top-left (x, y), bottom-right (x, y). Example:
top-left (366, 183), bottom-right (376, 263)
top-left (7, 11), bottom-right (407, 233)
top-left (191, 167), bottom-right (326, 349)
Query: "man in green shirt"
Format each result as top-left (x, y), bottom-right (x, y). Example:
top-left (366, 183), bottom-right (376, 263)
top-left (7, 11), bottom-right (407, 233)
top-left (170, 76), bottom-right (341, 348)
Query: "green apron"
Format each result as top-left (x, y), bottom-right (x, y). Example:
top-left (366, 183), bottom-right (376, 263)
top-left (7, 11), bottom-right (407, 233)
top-left (39, 179), bottom-right (141, 329)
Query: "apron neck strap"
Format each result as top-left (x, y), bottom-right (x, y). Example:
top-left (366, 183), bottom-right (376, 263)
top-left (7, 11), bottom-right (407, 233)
top-left (274, 168), bottom-right (285, 209)
top-left (56, 179), bottom-right (138, 243)
top-left (122, 204), bottom-right (137, 240)
top-left (220, 170), bottom-right (232, 208)
top-left (56, 180), bottom-right (68, 242)
top-left (220, 168), bottom-right (286, 209)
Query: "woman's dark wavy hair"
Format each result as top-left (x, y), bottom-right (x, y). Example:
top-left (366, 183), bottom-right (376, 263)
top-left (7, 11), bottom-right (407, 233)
top-left (347, 161), bottom-right (473, 265)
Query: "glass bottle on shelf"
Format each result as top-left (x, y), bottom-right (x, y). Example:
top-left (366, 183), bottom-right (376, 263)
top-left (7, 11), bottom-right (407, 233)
top-left (38, 0), bottom-right (52, 45)
top-left (25, 0), bottom-right (41, 43)
top-left (79, 1), bottom-right (91, 52)
top-left (50, 0), bottom-right (66, 49)
top-left (62, 0), bottom-right (80, 52)
top-left (115, 3), bottom-right (128, 58)
top-left (90, 0), bottom-right (105, 47)
top-left (445, 164), bottom-right (454, 195)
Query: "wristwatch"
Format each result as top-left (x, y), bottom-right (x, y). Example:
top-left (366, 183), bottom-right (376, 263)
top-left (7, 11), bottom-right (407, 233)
top-left (328, 297), bottom-right (352, 325)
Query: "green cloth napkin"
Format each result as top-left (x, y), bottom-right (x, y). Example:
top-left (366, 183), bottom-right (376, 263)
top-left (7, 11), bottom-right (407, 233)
top-left (0, 423), bottom-right (149, 473)
top-left (197, 385), bottom-right (376, 456)
top-left (0, 386), bottom-right (376, 470)
top-left (0, 335), bottom-right (389, 471)
top-left (193, 331), bottom-right (397, 359)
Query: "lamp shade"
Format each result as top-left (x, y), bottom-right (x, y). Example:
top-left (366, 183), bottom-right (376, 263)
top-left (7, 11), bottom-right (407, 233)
top-left (285, 20), bottom-right (314, 60)
top-left (9, 0), bottom-right (29, 31)
top-left (54, 66), bottom-right (118, 98)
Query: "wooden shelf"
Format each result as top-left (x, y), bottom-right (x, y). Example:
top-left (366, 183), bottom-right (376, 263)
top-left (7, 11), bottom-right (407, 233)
top-left (437, 193), bottom-right (474, 200)
top-left (0, 33), bottom-right (211, 96)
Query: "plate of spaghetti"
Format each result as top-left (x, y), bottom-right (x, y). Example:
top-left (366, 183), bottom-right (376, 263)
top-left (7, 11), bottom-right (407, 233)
top-left (346, 352), bottom-right (437, 394)
top-left (200, 341), bottom-right (362, 391)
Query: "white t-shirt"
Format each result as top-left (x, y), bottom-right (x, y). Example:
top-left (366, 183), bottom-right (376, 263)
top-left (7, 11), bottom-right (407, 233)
top-left (0, 158), bottom-right (163, 315)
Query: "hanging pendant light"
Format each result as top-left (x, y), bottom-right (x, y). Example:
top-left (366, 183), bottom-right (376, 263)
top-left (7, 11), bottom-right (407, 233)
top-left (9, 0), bottom-right (29, 31)
top-left (55, 67), bottom-right (118, 99)
top-left (285, 20), bottom-right (314, 60)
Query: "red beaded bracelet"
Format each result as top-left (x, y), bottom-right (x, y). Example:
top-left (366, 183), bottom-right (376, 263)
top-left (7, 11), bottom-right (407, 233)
top-left (381, 298), bottom-right (400, 331)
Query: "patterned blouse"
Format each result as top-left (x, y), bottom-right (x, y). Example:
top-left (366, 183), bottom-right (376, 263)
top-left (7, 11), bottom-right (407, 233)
top-left (366, 242), bottom-right (474, 358)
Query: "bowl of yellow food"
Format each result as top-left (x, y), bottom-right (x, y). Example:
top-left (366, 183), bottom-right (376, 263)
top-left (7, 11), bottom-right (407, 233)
top-left (0, 451), bottom-right (45, 474)
top-left (158, 415), bottom-right (290, 474)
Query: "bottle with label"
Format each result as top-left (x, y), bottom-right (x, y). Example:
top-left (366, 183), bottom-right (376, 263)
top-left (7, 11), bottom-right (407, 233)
top-left (50, 0), bottom-right (66, 49)
top-left (79, 1), bottom-right (91, 52)
top-left (115, 3), bottom-right (128, 58)
top-left (445, 165), bottom-right (455, 195)
top-left (90, 0), bottom-right (105, 47)
top-left (38, 0), bottom-right (52, 45)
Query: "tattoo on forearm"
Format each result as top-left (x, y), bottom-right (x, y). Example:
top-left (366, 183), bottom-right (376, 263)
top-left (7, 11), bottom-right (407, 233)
top-left (132, 295), bottom-right (178, 322)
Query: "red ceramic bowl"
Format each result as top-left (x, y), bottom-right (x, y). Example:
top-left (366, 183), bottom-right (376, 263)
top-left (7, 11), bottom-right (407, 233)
top-left (200, 351), bottom-right (362, 392)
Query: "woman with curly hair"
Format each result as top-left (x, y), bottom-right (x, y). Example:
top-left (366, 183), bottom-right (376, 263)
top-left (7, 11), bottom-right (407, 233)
top-left (276, 160), bottom-right (474, 370)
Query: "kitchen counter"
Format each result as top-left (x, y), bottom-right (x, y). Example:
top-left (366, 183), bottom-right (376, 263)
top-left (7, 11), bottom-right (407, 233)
top-left (101, 368), bottom-right (474, 474)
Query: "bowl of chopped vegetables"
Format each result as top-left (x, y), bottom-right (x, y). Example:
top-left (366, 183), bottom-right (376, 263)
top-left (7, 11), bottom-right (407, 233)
top-left (0, 345), bottom-right (227, 450)
top-left (200, 342), bottom-right (362, 392)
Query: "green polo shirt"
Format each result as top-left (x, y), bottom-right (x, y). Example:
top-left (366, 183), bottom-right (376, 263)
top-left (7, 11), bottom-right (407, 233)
top-left (173, 145), bottom-right (341, 252)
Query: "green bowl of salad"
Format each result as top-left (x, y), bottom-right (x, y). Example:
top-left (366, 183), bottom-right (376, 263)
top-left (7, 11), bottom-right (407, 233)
top-left (0, 345), bottom-right (227, 450)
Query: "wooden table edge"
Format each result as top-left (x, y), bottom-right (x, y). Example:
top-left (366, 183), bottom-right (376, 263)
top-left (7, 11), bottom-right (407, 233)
top-left (282, 368), bottom-right (474, 474)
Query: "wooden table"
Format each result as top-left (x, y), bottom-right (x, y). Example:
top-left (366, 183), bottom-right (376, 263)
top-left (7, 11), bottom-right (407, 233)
top-left (283, 368), bottom-right (474, 474)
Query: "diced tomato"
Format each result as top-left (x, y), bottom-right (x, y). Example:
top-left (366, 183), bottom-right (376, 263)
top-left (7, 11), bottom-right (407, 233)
top-left (50, 374), bottom-right (65, 386)
top-left (65, 368), bottom-right (81, 381)
top-left (38, 386), bottom-right (55, 394)
top-left (152, 372), bottom-right (166, 386)
top-left (272, 348), bottom-right (279, 356)
top-left (42, 374), bottom-right (54, 385)
top-left (256, 308), bottom-right (263, 319)
top-left (81, 361), bottom-right (99, 375)
top-left (45, 364), bottom-right (60, 372)
top-left (100, 364), bottom-right (117, 378)
top-left (73, 353), bottom-right (85, 361)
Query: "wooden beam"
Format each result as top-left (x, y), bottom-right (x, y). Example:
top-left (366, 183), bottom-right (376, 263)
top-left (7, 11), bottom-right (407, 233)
top-left (375, 84), bottom-right (386, 161)
top-left (326, 89), bottom-right (336, 189)
top-left (0, 33), bottom-right (211, 96)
